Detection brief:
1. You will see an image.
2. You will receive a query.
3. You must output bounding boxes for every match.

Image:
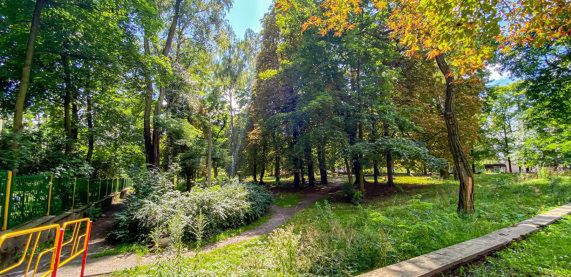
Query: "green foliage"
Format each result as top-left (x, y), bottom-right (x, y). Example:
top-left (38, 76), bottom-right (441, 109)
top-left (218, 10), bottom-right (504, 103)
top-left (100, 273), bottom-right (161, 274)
top-left (110, 171), bottom-right (273, 244)
top-left (120, 175), bottom-right (571, 276)
top-left (342, 183), bottom-right (364, 205)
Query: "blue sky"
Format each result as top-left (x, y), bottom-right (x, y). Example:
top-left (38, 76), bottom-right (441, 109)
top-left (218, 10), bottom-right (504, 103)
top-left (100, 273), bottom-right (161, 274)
top-left (226, 0), bottom-right (273, 39)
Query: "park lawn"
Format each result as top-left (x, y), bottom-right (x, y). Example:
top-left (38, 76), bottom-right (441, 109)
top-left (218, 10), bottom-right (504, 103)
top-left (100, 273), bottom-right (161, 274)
top-left (201, 213), bottom-right (272, 246)
top-left (117, 174), bottom-right (571, 276)
top-left (453, 216), bottom-right (571, 276)
top-left (274, 193), bottom-right (304, 207)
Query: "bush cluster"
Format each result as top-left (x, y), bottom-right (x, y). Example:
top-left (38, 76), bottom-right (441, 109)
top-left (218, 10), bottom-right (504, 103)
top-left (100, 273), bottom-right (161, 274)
top-left (111, 171), bottom-right (273, 244)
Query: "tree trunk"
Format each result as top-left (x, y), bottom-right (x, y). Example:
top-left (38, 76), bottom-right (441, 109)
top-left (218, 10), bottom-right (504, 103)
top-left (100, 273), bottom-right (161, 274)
top-left (274, 154), bottom-right (281, 184)
top-left (151, 87), bottom-right (164, 168)
top-left (305, 143), bottom-right (315, 186)
top-left (373, 160), bottom-right (380, 185)
top-left (252, 161), bottom-right (258, 183)
top-left (301, 159), bottom-right (306, 185)
top-left (383, 123), bottom-right (394, 187)
top-left (292, 126), bottom-right (302, 188)
top-left (13, 0), bottom-right (45, 132)
top-left (317, 144), bottom-right (328, 185)
top-left (344, 158), bottom-right (353, 185)
top-left (149, 0), bottom-right (183, 169)
top-left (259, 143), bottom-right (267, 185)
top-left (86, 91), bottom-right (94, 162)
top-left (206, 119), bottom-right (213, 186)
top-left (143, 37), bottom-right (155, 168)
top-left (435, 55), bottom-right (475, 214)
top-left (259, 163), bottom-right (266, 186)
top-left (229, 86), bottom-right (238, 177)
top-left (185, 171), bottom-right (192, 191)
top-left (62, 52), bottom-right (73, 155)
top-left (71, 90), bottom-right (79, 141)
top-left (502, 122), bottom-right (513, 173)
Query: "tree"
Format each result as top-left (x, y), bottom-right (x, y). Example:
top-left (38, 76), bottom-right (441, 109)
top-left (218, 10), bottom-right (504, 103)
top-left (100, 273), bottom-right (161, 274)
top-left (12, 0), bottom-right (45, 132)
top-left (482, 84), bottom-right (523, 172)
top-left (279, 0), bottom-right (569, 213)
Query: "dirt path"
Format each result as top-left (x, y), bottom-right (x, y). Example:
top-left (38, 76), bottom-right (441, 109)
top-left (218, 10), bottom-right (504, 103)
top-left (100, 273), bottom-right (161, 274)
top-left (56, 181), bottom-right (342, 277)
top-left (88, 198), bottom-right (126, 254)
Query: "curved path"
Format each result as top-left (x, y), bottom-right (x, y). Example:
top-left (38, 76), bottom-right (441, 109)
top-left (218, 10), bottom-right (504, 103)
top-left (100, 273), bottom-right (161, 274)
top-left (56, 181), bottom-right (342, 277)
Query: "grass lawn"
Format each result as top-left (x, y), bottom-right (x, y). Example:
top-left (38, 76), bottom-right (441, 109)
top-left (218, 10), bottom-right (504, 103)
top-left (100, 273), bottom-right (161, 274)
top-left (91, 243), bottom-right (149, 259)
top-left (453, 216), bottom-right (571, 276)
top-left (274, 193), bottom-right (303, 207)
top-left (202, 213), bottom-right (272, 246)
top-left (117, 174), bottom-right (571, 276)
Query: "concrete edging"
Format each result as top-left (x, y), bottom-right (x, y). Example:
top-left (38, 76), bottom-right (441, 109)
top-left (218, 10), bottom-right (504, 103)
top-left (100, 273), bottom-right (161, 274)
top-left (359, 203), bottom-right (571, 277)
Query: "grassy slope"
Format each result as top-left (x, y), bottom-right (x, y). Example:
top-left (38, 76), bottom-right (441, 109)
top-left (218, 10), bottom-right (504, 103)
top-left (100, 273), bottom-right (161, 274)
top-left (454, 216), bottom-right (571, 276)
top-left (118, 174), bottom-right (571, 276)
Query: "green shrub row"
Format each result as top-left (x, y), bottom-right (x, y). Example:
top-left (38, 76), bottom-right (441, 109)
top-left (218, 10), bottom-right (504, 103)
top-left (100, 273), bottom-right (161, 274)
top-left (110, 172), bottom-right (273, 244)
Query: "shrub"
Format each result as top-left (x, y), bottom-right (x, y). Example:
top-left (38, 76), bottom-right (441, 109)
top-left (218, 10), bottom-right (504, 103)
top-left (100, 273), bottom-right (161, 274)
top-left (110, 171), bottom-right (273, 244)
top-left (342, 183), bottom-right (363, 205)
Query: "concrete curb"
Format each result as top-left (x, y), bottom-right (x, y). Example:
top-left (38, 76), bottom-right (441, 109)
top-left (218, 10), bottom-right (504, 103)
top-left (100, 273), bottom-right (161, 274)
top-left (359, 203), bottom-right (571, 277)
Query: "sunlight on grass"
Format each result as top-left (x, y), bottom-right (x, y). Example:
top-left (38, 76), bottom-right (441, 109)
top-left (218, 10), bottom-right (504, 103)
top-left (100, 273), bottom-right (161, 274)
top-left (203, 213), bottom-right (272, 245)
top-left (117, 175), bottom-right (571, 276)
top-left (274, 193), bottom-right (303, 207)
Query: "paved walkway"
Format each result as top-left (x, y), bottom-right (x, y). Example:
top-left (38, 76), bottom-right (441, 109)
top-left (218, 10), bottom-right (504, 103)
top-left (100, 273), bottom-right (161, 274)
top-left (56, 182), bottom-right (342, 276)
top-left (359, 203), bottom-right (571, 277)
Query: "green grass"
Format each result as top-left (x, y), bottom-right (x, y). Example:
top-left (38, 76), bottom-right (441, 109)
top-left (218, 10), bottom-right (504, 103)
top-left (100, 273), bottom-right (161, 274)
top-left (117, 174), bottom-right (571, 276)
top-left (114, 239), bottom-right (264, 276)
top-left (202, 213), bottom-right (272, 245)
top-left (454, 216), bottom-right (571, 276)
top-left (364, 175), bottom-right (449, 185)
top-left (92, 243), bottom-right (149, 259)
top-left (274, 193), bottom-right (303, 207)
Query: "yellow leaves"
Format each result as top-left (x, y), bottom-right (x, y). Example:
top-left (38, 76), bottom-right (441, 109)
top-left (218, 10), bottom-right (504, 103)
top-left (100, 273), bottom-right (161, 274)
top-left (302, 16), bottom-right (322, 32)
top-left (286, 0), bottom-right (568, 77)
top-left (281, 0), bottom-right (363, 37)
top-left (373, 0), bottom-right (389, 11)
top-left (258, 69), bottom-right (279, 80)
top-left (275, 0), bottom-right (293, 12)
top-left (426, 49), bottom-right (441, 59)
top-left (500, 0), bottom-right (571, 48)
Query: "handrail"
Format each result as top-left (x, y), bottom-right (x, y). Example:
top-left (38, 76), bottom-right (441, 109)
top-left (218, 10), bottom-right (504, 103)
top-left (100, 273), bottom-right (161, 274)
top-left (0, 218), bottom-right (92, 277)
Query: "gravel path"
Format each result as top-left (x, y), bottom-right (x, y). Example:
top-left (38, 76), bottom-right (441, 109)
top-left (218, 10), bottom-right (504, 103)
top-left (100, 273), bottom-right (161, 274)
top-left (56, 181), bottom-right (342, 276)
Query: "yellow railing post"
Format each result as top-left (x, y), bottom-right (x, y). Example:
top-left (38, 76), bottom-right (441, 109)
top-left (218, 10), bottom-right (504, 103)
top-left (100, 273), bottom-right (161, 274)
top-left (46, 174), bottom-right (53, 216)
top-left (71, 177), bottom-right (77, 210)
top-left (2, 171), bottom-right (13, 231)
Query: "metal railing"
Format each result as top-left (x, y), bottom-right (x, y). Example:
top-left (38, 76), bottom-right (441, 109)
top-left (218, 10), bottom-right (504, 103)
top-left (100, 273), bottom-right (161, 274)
top-left (0, 171), bottom-right (130, 230)
top-left (0, 218), bottom-right (93, 277)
